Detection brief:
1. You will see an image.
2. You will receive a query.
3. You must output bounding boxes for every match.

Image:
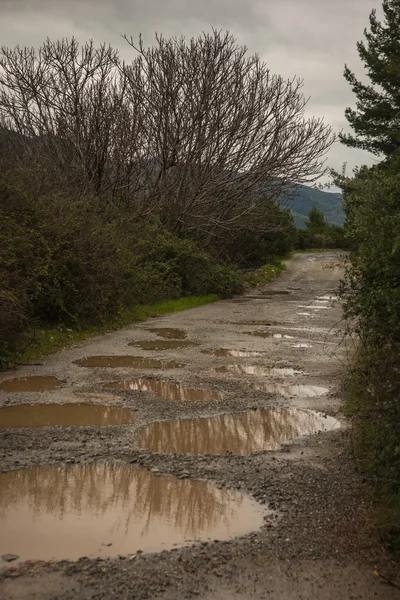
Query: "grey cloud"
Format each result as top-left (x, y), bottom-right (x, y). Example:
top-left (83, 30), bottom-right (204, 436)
top-left (0, 0), bottom-right (379, 177)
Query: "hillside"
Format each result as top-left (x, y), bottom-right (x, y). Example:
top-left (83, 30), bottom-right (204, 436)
top-left (280, 185), bottom-right (345, 229)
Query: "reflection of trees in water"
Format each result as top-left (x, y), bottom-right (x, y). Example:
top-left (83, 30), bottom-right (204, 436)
top-left (104, 379), bottom-right (222, 402)
top-left (137, 409), bottom-right (331, 455)
top-left (0, 464), bottom-right (242, 539)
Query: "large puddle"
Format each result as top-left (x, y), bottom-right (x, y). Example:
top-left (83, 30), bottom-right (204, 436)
top-left (128, 340), bottom-right (197, 351)
top-left (74, 356), bottom-right (183, 369)
top-left (103, 379), bottom-right (223, 402)
top-left (0, 376), bottom-right (61, 393)
top-left (0, 464), bottom-right (265, 561)
top-left (228, 321), bottom-right (274, 327)
top-left (145, 328), bottom-right (187, 340)
top-left (0, 404), bottom-right (136, 428)
top-left (202, 349), bottom-right (265, 358)
top-left (215, 365), bottom-right (302, 377)
top-left (253, 382), bottom-right (330, 397)
top-left (135, 409), bottom-right (340, 455)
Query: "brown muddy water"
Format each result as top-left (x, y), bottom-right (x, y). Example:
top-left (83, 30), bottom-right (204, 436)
top-left (244, 331), bottom-right (294, 339)
top-left (215, 365), bottom-right (302, 377)
top-left (128, 340), bottom-right (197, 351)
top-left (135, 408), bottom-right (340, 455)
top-left (0, 404), bottom-right (136, 428)
top-left (145, 328), bottom-right (187, 339)
top-left (0, 376), bottom-right (61, 393)
top-left (253, 382), bottom-right (330, 398)
top-left (74, 356), bottom-right (184, 369)
top-left (202, 349), bottom-right (265, 358)
top-left (0, 464), bottom-right (265, 561)
top-left (103, 379), bottom-right (223, 402)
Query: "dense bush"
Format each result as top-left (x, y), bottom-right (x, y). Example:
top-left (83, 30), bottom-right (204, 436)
top-left (338, 155), bottom-right (400, 551)
top-left (0, 168), bottom-right (245, 364)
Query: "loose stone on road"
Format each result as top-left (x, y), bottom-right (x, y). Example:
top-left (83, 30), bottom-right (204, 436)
top-left (0, 252), bottom-right (397, 600)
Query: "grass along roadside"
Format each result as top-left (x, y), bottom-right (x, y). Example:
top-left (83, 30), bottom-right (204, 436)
top-left (1, 257), bottom-right (290, 370)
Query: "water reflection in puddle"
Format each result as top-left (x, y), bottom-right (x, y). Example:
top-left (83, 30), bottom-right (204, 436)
top-left (202, 349), bottom-right (265, 358)
top-left (254, 382), bottom-right (330, 397)
top-left (128, 340), bottom-right (197, 351)
top-left (215, 365), bottom-right (302, 377)
top-left (74, 356), bottom-right (183, 369)
top-left (103, 379), bottom-right (223, 402)
top-left (0, 404), bottom-right (136, 428)
top-left (292, 343), bottom-right (312, 348)
top-left (145, 328), bottom-right (187, 340)
top-left (228, 321), bottom-right (274, 327)
top-left (136, 409), bottom-right (340, 455)
top-left (0, 376), bottom-right (61, 393)
top-left (0, 464), bottom-right (265, 561)
top-left (260, 290), bottom-right (290, 295)
top-left (243, 331), bottom-right (294, 339)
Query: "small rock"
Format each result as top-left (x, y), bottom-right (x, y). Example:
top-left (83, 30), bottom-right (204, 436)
top-left (2, 554), bottom-right (19, 562)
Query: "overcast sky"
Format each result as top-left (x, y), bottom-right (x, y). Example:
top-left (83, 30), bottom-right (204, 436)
top-left (0, 0), bottom-right (381, 185)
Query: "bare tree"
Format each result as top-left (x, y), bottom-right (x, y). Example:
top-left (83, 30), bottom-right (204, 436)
top-left (121, 30), bottom-right (335, 241)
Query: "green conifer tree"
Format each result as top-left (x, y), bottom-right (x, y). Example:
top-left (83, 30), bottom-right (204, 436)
top-left (340, 0), bottom-right (400, 157)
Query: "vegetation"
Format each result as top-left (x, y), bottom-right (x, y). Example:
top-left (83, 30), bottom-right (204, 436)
top-left (338, 0), bottom-right (400, 554)
top-left (341, 0), bottom-right (400, 157)
top-left (295, 207), bottom-right (348, 250)
top-left (0, 32), bottom-right (334, 367)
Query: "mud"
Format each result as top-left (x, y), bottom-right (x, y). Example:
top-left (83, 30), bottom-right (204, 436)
top-left (0, 464), bottom-right (265, 561)
top-left (128, 340), bottom-right (197, 350)
top-left (0, 404), bottom-right (136, 428)
top-left (145, 328), bottom-right (187, 339)
top-left (135, 409), bottom-right (340, 455)
top-left (1, 252), bottom-right (393, 600)
top-left (202, 349), bottom-right (265, 358)
top-left (103, 379), bottom-right (223, 402)
top-left (73, 356), bottom-right (184, 369)
top-left (215, 365), bottom-right (302, 377)
top-left (0, 376), bottom-right (61, 393)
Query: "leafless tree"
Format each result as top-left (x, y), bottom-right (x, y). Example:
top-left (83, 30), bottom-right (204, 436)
top-left (0, 32), bottom-right (335, 244)
top-left (121, 30), bottom-right (335, 240)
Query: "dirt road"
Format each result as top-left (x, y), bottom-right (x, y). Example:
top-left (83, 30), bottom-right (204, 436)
top-left (0, 252), bottom-right (398, 599)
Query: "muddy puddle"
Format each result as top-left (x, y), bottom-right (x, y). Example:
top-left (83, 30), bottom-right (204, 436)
top-left (0, 464), bottom-right (265, 561)
top-left (0, 376), bottom-right (61, 393)
top-left (0, 404), bottom-right (136, 428)
top-left (135, 408), bottom-right (340, 455)
top-left (145, 328), bottom-right (187, 339)
top-left (244, 331), bottom-right (294, 339)
top-left (128, 340), bottom-right (197, 351)
top-left (103, 379), bottom-right (223, 402)
top-left (215, 365), bottom-right (302, 377)
top-left (202, 349), bottom-right (265, 358)
top-left (253, 382), bottom-right (330, 398)
top-left (259, 290), bottom-right (290, 296)
top-left (74, 356), bottom-right (183, 369)
top-left (228, 321), bottom-right (274, 327)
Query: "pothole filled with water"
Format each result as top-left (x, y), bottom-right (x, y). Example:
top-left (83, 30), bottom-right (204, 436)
top-left (0, 404), bottom-right (136, 428)
top-left (0, 464), bottom-right (265, 561)
top-left (215, 365), bottom-right (302, 377)
top-left (74, 356), bottom-right (184, 369)
top-left (103, 379), bottom-right (223, 402)
top-left (244, 331), bottom-right (294, 339)
top-left (128, 340), bottom-right (197, 351)
top-left (202, 349), bottom-right (265, 358)
top-left (228, 321), bottom-right (274, 327)
top-left (253, 382), bottom-right (330, 397)
top-left (0, 376), bottom-right (61, 393)
top-left (260, 290), bottom-right (290, 295)
top-left (135, 408), bottom-right (340, 455)
top-left (145, 328), bottom-right (187, 340)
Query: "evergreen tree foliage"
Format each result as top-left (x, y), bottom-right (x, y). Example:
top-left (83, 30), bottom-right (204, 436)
top-left (340, 0), bottom-right (400, 157)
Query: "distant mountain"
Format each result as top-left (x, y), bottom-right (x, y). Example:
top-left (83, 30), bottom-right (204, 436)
top-left (280, 185), bottom-right (345, 229)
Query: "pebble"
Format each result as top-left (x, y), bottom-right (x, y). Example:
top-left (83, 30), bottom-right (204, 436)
top-left (2, 554), bottom-right (19, 562)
